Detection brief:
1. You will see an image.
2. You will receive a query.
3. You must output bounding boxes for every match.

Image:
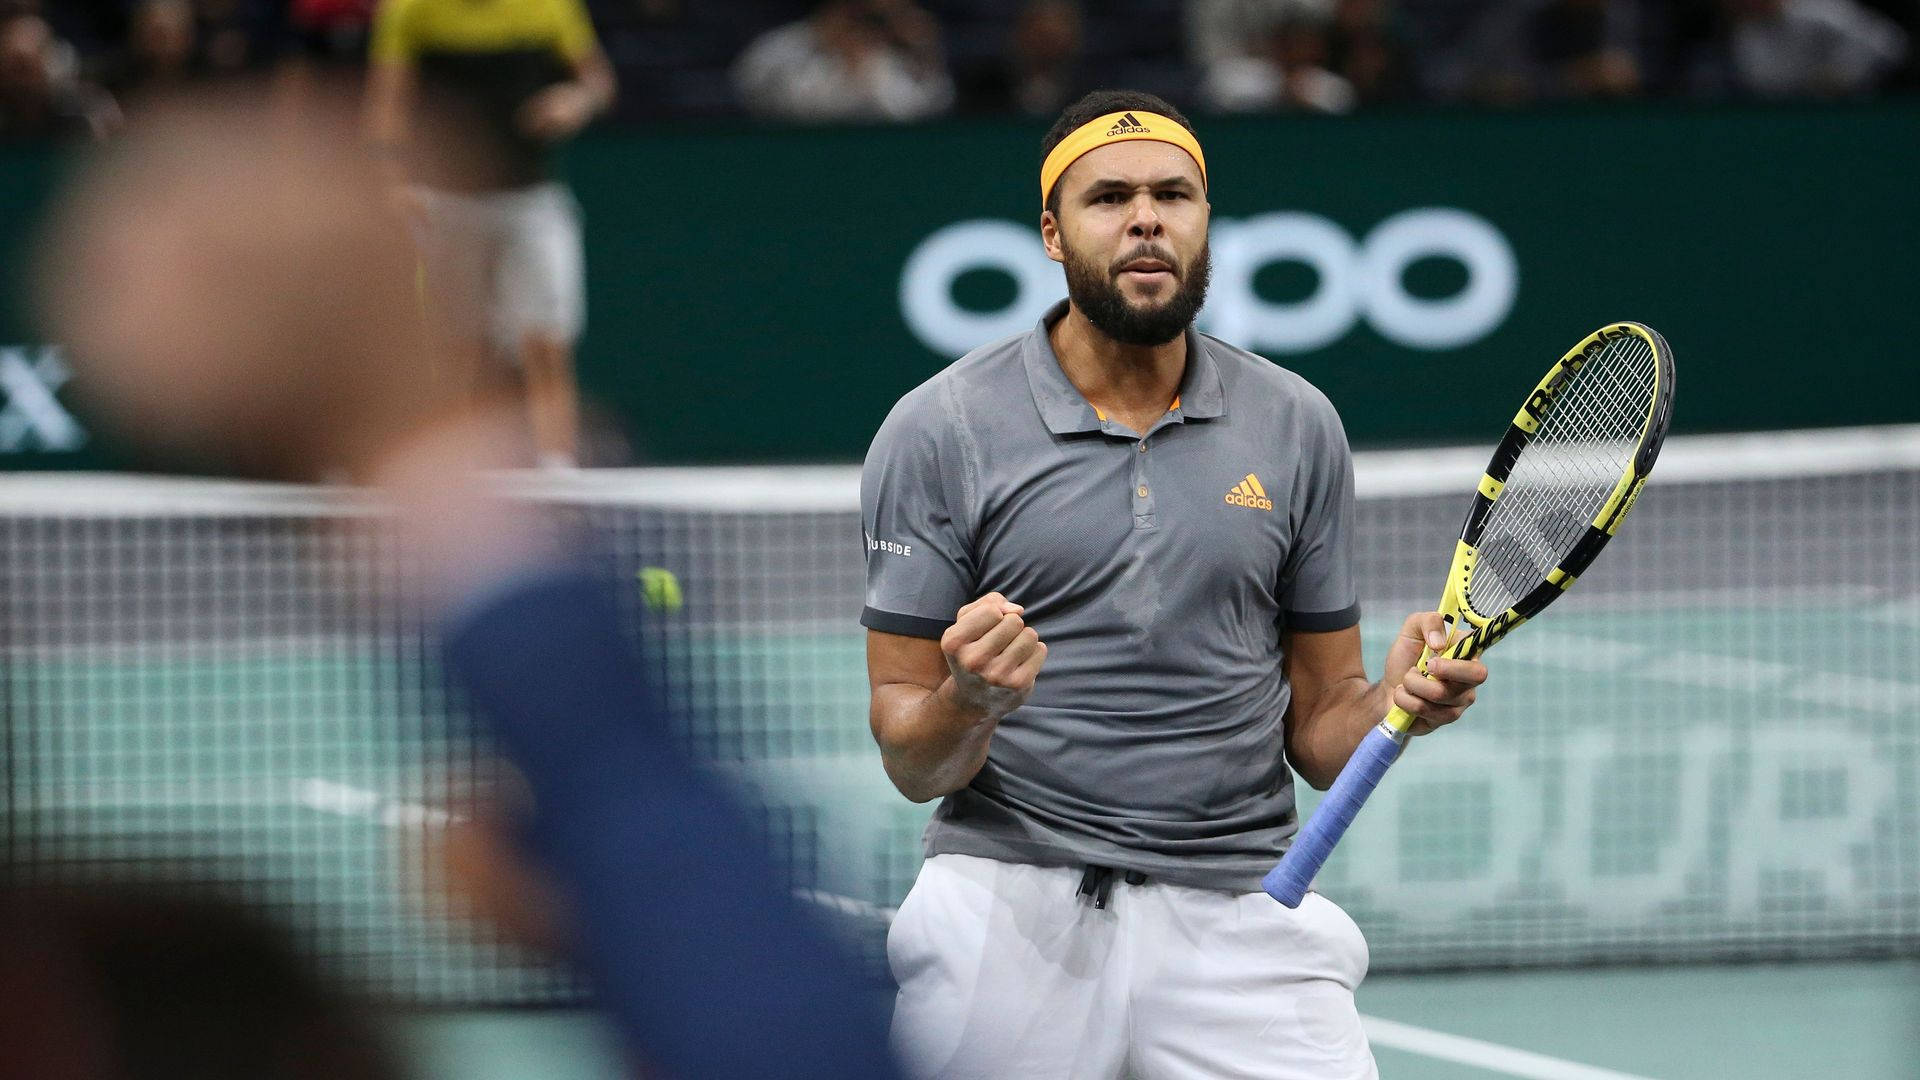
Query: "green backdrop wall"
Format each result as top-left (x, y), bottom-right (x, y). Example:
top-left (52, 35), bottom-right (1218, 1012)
top-left (3, 101), bottom-right (1915, 470)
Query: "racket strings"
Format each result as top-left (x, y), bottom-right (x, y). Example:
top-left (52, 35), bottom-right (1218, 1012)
top-left (1467, 336), bottom-right (1658, 615)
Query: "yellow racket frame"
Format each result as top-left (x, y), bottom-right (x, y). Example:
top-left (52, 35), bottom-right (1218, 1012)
top-left (1382, 321), bottom-right (1675, 737)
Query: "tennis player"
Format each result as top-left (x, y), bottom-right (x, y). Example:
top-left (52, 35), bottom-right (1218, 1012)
top-left (366, 0), bottom-right (614, 468)
top-left (861, 89), bottom-right (1489, 1079)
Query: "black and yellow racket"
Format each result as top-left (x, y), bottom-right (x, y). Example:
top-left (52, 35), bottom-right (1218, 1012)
top-left (1264, 322), bottom-right (1676, 907)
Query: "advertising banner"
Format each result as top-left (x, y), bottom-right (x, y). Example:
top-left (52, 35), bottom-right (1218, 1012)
top-left (3, 102), bottom-right (1915, 468)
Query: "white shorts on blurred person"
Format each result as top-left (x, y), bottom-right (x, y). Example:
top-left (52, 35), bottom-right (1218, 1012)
top-left (410, 180), bottom-right (585, 358)
top-left (888, 853), bottom-right (1377, 1080)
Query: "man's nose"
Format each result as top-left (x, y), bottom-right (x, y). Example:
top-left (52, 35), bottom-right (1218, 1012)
top-left (1126, 194), bottom-right (1163, 238)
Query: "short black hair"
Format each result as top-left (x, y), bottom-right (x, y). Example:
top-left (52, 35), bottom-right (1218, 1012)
top-left (1041, 90), bottom-right (1196, 217)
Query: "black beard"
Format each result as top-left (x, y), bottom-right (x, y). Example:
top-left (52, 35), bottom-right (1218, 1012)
top-left (1062, 238), bottom-right (1211, 347)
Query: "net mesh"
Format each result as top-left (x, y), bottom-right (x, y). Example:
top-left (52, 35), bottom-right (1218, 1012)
top-left (1469, 333), bottom-right (1660, 615)
top-left (3, 427), bottom-right (1917, 1002)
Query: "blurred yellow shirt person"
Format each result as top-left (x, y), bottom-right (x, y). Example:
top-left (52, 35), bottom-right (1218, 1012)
top-left (367, 0), bottom-right (616, 468)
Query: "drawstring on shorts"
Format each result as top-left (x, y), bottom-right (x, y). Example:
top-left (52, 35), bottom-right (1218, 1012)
top-left (1077, 865), bottom-right (1148, 909)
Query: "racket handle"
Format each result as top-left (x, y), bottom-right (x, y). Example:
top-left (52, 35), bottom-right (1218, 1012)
top-left (1262, 720), bottom-right (1408, 907)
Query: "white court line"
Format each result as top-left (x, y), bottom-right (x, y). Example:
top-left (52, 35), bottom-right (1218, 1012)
top-left (792, 889), bottom-right (897, 925)
top-left (297, 778), bottom-right (462, 828)
top-left (1361, 1015), bottom-right (1661, 1080)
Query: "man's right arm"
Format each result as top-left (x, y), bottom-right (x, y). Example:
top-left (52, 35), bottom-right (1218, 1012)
top-left (364, 1), bottom-right (416, 193)
top-left (867, 593), bottom-right (1046, 803)
top-left (364, 59), bottom-right (409, 140)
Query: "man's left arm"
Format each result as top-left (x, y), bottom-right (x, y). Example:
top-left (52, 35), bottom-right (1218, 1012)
top-left (1281, 615), bottom-right (1487, 791)
top-left (519, 0), bottom-right (617, 141)
top-left (1277, 394), bottom-right (1487, 788)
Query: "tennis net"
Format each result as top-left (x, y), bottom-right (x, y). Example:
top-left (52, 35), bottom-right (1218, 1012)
top-left (2, 425), bottom-right (1916, 1002)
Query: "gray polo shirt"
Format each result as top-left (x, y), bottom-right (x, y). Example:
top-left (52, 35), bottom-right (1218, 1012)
top-left (860, 301), bottom-right (1359, 892)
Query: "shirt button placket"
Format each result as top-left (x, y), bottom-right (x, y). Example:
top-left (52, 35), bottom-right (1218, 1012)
top-left (1133, 439), bottom-right (1155, 529)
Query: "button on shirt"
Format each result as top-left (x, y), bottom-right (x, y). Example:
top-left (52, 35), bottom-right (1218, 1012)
top-left (860, 301), bottom-right (1360, 892)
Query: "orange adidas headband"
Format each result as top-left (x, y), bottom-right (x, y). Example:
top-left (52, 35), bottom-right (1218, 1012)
top-left (1040, 111), bottom-right (1207, 207)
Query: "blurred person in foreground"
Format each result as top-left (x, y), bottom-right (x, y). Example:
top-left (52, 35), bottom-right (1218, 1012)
top-left (733, 0), bottom-right (954, 122)
top-left (0, 11), bottom-right (116, 141)
top-left (37, 91), bottom-right (901, 1080)
top-left (0, 878), bottom-right (407, 1080)
top-left (366, 0), bottom-right (616, 469)
top-left (862, 89), bottom-right (1487, 1078)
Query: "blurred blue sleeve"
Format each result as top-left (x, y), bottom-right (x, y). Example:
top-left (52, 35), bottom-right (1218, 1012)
top-left (441, 566), bottom-right (900, 1080)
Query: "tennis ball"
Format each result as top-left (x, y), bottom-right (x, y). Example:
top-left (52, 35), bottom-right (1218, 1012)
top-left (637, 566), bottom-right (684, 613)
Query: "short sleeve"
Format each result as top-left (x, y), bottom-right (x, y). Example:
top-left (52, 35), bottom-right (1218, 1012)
top-left (1279, 397), bottom-right (1360, 632)
top-left (552, 0), bottom-right (599, 61)
top-left (369, 0), bottom-right (417, 65)
top-left (859, 386), bottom-right (976, 640)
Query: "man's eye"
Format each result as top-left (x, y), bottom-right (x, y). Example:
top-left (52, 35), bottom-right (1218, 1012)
top-left (1096, 192), bottom-right (1126, 204)
top-left (1157, 191), bottom-right (1188, 201)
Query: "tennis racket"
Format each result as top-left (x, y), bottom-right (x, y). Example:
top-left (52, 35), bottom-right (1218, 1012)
top-left (1263, 321), bottom-right (1676, 908)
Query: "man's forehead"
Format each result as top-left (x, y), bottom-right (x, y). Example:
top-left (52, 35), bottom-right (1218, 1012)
top-left (1058, 140), bottom-right (1205, 195)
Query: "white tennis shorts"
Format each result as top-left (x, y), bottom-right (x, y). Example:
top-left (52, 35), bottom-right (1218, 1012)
top-left (888, 854), bottom-right (1376, 1080)
top-left (411, 181), bottom-right (585, 353)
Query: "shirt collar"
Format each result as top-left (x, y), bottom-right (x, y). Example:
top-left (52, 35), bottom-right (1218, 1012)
top-left (1021, 300), bottom-right (1227, 435)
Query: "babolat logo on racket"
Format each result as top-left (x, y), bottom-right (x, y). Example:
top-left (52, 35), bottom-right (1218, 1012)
top-left (1224, 473), bottom-right (1273, 510)
top-left (1524, 370), bottom-right (1573, 420)
top-left (1107, 113), bottom-right (1150, 136)
top-left (1524, 325), bottom-right (1636, 420)
top-left (1472, 609), bottom-right (1521, 653)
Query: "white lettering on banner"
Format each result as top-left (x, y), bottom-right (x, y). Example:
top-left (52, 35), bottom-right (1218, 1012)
top-left (1353, 208), bottom-right (1518, 349)
top-left (899, 220), bottom-right (1064, 357)
top-left (1331, 725), bottom-right (1904, 930)
top-left (897, 209), bottom-right (1519, 357)
top-left (1207, 212), bottom-right (1361, 353)
top-left (1553, 727), bottom-right (1718, 922)
top-left (1725, 728), bottom-right (1895, 920)
top-left (0, 345), bottom-right (86, 452)
top-left (1323, 734), bottom-right (1540, 911)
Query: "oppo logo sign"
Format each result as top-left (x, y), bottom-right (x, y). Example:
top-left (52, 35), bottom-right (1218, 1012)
top-left (899, 208), bottom-right (1518, 356)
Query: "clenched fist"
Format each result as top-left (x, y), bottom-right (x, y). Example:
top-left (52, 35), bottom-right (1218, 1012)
top-left (941, 592), bottom-right (1048, 720)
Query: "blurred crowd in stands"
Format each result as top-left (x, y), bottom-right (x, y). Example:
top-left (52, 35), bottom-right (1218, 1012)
top-left (2, 0), bottom-right (1914, 141)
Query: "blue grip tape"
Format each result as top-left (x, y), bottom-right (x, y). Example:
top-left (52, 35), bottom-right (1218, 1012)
top-left (1262, 725), bottom-right (1406, 907)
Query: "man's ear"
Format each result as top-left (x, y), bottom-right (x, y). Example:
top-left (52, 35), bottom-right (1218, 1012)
top-left (1040, 210), bottom-right (1065, 265)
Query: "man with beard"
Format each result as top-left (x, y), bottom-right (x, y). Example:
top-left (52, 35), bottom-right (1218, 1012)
top-left (860, 89), bottom-right (1487, 1079)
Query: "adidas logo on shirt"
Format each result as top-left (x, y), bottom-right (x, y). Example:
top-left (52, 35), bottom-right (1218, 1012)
top-left (1106, 113), bottom-right (1150, 136)
top-left (1224, 473), bottom-right (1273, 510)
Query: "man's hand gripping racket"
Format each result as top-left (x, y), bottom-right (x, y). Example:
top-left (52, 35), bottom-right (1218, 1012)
top-left (1264, 322), bottom-right (1676, 907)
